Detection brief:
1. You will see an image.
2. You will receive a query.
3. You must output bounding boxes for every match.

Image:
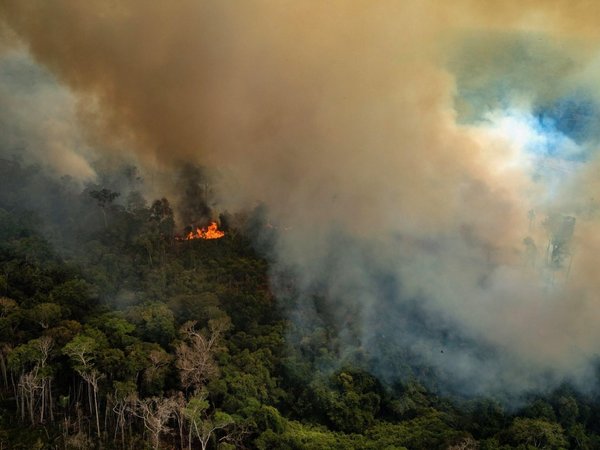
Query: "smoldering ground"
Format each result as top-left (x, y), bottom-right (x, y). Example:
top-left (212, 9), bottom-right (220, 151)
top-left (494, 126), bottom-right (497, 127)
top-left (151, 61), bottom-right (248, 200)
top-left (3, 0), bottom-right (600, 400)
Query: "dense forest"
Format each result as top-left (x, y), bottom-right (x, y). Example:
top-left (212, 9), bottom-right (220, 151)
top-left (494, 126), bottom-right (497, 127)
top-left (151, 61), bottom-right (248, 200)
top-left (0, 157), bottom-right (599, 450)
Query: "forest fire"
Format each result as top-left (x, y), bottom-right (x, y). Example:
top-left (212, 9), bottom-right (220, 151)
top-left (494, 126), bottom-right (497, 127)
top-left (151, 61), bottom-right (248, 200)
top-left (177, 221), bottom-right (225, 240)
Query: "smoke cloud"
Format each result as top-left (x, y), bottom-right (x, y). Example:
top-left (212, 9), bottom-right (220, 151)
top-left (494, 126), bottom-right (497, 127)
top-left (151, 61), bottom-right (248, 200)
top-left (3, 0), bottom-right (600, 398)
top-left (0, 45), bottom-right (96, 180)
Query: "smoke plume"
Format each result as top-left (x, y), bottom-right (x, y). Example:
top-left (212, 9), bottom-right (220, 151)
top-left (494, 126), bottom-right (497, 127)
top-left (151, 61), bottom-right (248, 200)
top-left (4, 0), bottom-right (600, 398)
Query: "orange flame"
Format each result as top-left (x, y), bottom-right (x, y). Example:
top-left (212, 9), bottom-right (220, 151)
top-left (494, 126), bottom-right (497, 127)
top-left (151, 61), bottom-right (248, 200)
top-left (177, 221), bottom-right (225, 240)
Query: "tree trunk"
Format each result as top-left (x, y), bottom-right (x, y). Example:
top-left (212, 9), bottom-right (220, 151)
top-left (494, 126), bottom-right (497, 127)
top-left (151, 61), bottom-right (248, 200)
top-left (48, 380), bottom-right (54, 422)
top-left (40, 382), bottom-right (45, 423)
top-left (0, 353), bottom-right (7, 389)
top-left (87, 381), bottom-right (93, 417)
top-left (27, 390), bottom-right (34, 424)
top-left (19, 385), bottom-right (24, 422)
top-left (153, 431), bottom-right (160, 450)
top-left (94, 384), bottom-right (101, 438)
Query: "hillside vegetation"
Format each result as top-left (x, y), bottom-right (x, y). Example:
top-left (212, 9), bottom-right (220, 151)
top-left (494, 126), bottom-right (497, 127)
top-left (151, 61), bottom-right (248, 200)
top-left (0, 159), bottom-right (598, 449)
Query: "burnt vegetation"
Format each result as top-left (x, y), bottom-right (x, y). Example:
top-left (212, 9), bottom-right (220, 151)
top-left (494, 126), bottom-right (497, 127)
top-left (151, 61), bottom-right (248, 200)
top-left (0, 158), bottom-right (599, 449)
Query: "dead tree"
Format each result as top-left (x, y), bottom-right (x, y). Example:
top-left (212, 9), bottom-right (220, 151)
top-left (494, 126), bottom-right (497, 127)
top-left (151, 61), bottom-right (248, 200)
top-left (133, 396), bottom-right (178, 450)
top-left (81, 369), bottom-right (103, 438)
top-left (175, 318), bottom-right (230, 393)
top-left (12, 336), bottom-right (54, 425)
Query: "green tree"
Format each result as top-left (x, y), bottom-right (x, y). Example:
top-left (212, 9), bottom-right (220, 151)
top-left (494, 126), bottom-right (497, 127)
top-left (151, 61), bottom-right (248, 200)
top-left (127, 302), bottom-right (177, 347)
top-left (184, 390), bottom-right (235, 450)
top-left (28, 302), bottom-right (61, 329)
top-left (89, 188), bottom-right (120, 228)
top-left (508, 418), bottom-right (568, 449)
top-left (63, 333), bottom-right (104, 437)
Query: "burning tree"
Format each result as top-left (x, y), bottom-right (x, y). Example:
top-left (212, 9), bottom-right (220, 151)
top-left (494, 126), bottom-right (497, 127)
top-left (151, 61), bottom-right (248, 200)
top-left (176, 164), bottom-right (214, 227)
top-left (177, 221), bottom-right (225, 241)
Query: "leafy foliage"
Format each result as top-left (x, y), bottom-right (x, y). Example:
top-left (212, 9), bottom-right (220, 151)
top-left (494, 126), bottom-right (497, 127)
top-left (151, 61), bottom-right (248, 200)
top-left (0, 159), bottom-right (596, 449)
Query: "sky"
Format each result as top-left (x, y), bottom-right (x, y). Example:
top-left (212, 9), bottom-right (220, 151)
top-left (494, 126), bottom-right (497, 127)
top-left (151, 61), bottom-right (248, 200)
top-left (2, 0), bottom-right (600, 399)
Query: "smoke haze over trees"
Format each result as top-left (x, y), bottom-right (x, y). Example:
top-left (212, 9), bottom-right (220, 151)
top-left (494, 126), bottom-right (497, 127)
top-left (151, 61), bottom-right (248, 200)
top-left (2, 0), bottom-right (600, 448)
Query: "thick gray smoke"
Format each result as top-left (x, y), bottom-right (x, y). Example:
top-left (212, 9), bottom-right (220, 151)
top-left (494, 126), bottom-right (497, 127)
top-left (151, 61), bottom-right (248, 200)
top-left (3, 0), bottom-right (600, 399)
top-left (0, 44), bottom-right (95, 180)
